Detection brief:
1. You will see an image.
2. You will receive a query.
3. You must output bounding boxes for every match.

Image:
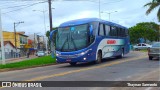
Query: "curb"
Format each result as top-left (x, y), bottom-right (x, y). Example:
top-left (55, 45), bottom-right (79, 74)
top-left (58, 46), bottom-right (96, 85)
top-left (0, 63), bottom-right (58, 72)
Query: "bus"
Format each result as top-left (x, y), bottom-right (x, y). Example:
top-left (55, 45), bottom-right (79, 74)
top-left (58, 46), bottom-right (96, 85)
top-left (50, 18), bottom-right (130, 65)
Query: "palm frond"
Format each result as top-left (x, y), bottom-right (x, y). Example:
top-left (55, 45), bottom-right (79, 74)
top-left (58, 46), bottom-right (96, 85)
top-left (157, 7), bottom-right (160, 22)
top-left (145, 2), bottom-right (159, 15)
top-left (144, 2), bottom-right (152, 7)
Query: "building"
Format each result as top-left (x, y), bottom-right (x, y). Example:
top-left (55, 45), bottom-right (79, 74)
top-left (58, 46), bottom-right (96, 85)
top-left (2, 31), bottom-right (29, 57)
top-left (28, 34), bottom-right (47, 51)
top-left (0, 41), bottom-right (17, 59)
top-left (3, 31), bottom-right (28, 49)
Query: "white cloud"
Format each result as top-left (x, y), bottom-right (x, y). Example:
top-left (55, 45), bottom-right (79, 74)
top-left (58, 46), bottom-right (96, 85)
top-left (0, 0), bottom-right (159, 35)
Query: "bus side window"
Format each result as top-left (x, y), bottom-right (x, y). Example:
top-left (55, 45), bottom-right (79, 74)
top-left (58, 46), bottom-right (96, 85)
top-left (117, 28), bottom-right (119, 37)
top-left (99, 24), bottom-right (105, 36)
top-left (110, 26), bottom-right (117, 36)
top-left (122, 29), bottom-right (125, 37)
top-left (105, 25), bottom-right (110, 36)
top-left (118, 28), bottom-right (123, 37)
top-left (125, 29), bottom-right (129, 36)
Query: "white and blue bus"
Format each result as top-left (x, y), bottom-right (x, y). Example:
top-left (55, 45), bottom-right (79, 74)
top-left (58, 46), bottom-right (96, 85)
top-left (50, 18), bottom-right (130, 65)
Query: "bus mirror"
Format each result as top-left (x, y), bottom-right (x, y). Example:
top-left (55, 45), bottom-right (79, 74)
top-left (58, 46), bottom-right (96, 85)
top-left (89, 25), bottom-right (93, 35)
top-left (50, 30), bottom-right (57, 41)
top-left (50, 30), bottom-right (57, 57)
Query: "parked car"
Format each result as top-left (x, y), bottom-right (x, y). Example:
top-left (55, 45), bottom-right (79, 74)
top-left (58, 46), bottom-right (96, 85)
top-left (133, 43), bottom-right (152, 51)
top-left (36, 51), bottom-right (46, 57)
top-left (148, 42), bottom-right (160, 60)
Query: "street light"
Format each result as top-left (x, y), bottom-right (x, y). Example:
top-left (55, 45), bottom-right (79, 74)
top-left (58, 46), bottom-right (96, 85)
top-left (34, 32), bottom-right (41, 49)
top-left (99, 0), bottom-right (101, 19)
top-left (14, 21), bottom-right (24, 57)
top-left (101, 11), bottom-right (117, 21)
top-left (33, 9), bottom-right (48, 54)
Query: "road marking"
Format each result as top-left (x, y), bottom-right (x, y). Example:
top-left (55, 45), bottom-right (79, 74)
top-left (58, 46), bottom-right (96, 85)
top-left (26, 56), bottom-right (147, 81)
top-left (0, 51), bottom-right (145, 78)
top-left (0, 56), bottom-right (147, 89)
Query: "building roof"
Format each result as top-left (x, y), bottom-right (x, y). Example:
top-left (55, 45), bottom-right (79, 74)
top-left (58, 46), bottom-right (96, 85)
top-left (19, 33), bottom-right (28, 37)
top-left (17, 31), bottom-right (25, 34)
top-left (0, 41), bottom-right (15, 48)
top-left (3, 31), bottom-right (28, 37)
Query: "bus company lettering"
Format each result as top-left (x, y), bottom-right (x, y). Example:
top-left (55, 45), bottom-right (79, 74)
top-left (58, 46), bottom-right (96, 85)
top-left (107, 40), bottom-right (116, 44)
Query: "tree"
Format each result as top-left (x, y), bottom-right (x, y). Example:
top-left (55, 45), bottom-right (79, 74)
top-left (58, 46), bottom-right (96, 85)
top-left (129, 22), bottom-right (159, 44)
top-left (144, 0), bottom-right (160, 22)
top-left (45, 27), bottom-right (57, 38)
top-left (45, 27), bottom-right (58, 48)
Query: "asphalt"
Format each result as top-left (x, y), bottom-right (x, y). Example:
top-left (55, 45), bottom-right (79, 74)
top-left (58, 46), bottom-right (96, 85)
top-left (0, 51), bottom-right (159, 90)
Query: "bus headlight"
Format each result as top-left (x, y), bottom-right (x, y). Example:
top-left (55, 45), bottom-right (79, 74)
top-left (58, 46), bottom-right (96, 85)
top-left (77, 49), bottom-right (91, 56)
top-left (56, 53), bottom-right (59, 56)
top-left (81, 52), bottom-right (85, 55)
top-left (56, 52), bottom-right (60, 56)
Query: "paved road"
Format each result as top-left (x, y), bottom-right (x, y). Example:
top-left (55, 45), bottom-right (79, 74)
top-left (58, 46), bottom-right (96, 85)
top-left (0, 51), bottom-right (159, 90)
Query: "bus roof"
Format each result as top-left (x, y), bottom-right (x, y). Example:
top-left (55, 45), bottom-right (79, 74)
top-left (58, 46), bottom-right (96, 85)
top-left (59, 18), bottom-right (127, 29)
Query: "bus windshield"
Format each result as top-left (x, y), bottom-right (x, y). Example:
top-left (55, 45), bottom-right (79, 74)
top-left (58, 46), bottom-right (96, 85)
top-left (56, 24), bottom-right (88, 52)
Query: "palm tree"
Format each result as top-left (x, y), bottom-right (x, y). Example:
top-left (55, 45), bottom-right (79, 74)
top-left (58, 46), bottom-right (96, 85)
top-left (144, 0), bottom-right (160, 22)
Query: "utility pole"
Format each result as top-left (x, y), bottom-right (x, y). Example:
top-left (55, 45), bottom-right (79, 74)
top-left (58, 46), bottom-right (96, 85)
top-left (33, 9), bottom-right (48, 54)
top-left (48, 0), bottom-right (53, 31)
top-left (34, 32), bottom-right (40, 50)
top-left (99, 0), bottom-right (101, 19)
top-left (0, 9), bottom-right (5, 64)
top-left (14, 21), bottom-right (24, 57)
top-left (48, 0), bottom-right (53, 54)
top-left (43, 36), bottom-right (45, 51)
top-left (34, 33), bottom-right (36, 49)
top-left (14, 22), bottom-right (17, 55)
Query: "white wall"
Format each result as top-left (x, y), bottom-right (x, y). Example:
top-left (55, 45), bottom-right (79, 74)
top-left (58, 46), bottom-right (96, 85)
top-left (4, 43), bottom-right (16, 52)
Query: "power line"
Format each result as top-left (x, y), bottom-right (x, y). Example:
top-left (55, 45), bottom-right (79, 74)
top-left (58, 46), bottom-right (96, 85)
top-left (0, 1), bottom-right (28, 8)
top-left (102, 0), bottom-right (124, 5)
top-left (2, 1), bottom-right (48, 14)
top-left (1, 1), bottom-right (46, 9)
top-left (0, 1), bottom-right (16, 5)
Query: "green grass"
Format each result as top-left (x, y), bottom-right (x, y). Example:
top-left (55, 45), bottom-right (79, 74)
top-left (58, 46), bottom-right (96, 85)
top-left (140, 49), bottom-right (148, 52)
top-left (0, 55), bottom-right (56, 69)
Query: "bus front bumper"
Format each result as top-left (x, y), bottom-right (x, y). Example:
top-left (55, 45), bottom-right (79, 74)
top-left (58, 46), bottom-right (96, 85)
top-left (56, 54), bottom-right (95, 63)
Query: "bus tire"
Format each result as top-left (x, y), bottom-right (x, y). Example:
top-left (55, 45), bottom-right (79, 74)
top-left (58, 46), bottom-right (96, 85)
top-left (149, 56), bottom-right (153, 60)
top-left (95, 51), bottom-right (102, 64)
top-left (69, 62), bottom-right (77, 66)
top-left (117, 49), bottom-right (124, 58)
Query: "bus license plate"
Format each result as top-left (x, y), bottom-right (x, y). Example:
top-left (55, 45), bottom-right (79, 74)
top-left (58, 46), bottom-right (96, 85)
top-left (66, 59), bottom-right (71, 62)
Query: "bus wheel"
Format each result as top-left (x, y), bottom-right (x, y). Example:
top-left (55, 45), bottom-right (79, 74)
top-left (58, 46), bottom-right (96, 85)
top-left (149, 56), bottom-right (153, 60)
top-left (117, 49), bottom-right (124, 58)
top-left (69, 62), bottom-right (77, 66)
top-left (96, 51), bottom-right (102, 64)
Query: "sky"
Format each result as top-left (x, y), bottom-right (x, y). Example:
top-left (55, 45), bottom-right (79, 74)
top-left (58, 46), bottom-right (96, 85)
top-left (0, 0), bottom-right (159, 36)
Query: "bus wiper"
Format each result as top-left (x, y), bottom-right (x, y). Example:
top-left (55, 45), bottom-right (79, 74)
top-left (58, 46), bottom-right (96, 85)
top-left (70, 34), bottom-right (77, 50)
top-left (61, 36), bottom-right (68, 51)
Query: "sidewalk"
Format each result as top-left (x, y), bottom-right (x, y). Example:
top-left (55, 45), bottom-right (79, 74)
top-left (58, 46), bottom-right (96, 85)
top-left (0, 55), bottom-right (38, 64)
